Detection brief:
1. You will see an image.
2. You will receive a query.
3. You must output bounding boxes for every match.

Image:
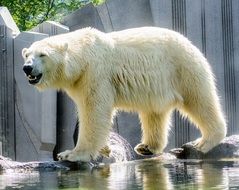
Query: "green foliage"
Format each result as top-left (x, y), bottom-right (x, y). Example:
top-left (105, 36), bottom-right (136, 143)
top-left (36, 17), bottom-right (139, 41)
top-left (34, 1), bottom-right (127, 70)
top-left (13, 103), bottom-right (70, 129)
top-left (0, 0), bottom-right (105, 31)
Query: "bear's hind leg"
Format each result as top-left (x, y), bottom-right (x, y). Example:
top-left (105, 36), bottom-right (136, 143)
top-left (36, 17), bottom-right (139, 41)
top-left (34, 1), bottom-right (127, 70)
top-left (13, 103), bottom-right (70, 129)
top-left (181, 98), bottom-right (227, 153)
top-left (134, 111), bottom-right (172, 156)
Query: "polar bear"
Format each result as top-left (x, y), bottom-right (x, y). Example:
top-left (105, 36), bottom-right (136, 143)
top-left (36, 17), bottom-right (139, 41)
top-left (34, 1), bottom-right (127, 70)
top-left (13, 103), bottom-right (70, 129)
top-left (22, 27), bottom-right (226, 161)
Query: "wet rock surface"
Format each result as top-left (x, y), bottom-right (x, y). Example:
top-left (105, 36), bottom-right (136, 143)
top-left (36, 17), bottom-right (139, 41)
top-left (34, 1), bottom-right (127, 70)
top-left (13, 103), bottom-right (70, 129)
top-left (0, 132), bottom-right (135, 172)
top-left (1, 135), bottom-right (239, 171)
top-left (0, 156), bottom-right (86, 172)
top-left (170, 135), bottom-right (239, 159)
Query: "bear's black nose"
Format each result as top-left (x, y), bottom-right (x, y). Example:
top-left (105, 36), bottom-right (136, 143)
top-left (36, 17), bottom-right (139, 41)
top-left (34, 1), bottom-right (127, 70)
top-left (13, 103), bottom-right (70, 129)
top-left (23, 65), bottom-right (33, 75)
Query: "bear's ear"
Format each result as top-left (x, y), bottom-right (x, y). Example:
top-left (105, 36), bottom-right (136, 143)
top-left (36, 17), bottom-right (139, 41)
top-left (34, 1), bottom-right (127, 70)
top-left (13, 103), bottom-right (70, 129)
top-left (22, 48), bottom-right (28, 58)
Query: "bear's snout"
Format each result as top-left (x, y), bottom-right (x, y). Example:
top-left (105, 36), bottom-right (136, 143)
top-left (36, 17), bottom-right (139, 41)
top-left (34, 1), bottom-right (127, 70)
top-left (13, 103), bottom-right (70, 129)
top-left (23, 64), bottom-right (43, 85)
top-left (23, 65), bottom-right (33, 75)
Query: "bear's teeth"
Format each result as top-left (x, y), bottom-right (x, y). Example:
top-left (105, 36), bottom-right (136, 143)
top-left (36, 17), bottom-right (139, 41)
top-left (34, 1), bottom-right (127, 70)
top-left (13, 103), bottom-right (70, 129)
top-left (27, 75), bottom-right (37, 80)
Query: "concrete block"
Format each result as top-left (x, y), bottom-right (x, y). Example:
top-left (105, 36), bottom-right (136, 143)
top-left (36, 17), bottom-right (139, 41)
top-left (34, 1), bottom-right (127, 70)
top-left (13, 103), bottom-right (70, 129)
top-left (96, 3), bottom-right (113, 32)
top-left (149, 0), bottom-right (172, 28)
top-left (0, 7), bottom-right (20, 36)
top-left (14, 31), bottom-right (56, 161)
top-left (221, 0), bottom-right (237, 135)
top-left (204, 1), bottom-right (225, 110)
top-left (186, 0), bottom-right (203, 51)
top-left (60, 3), bottom-right (104, 31)
top-left (31, 21), bottom-right (69, 35)
top-left (232, 0), bottom-right (239, 135)
top-left (105, 0), bottom-right (153, 30)
top-left (40, 91), bottom-right (57, 152)
top-left (0, 26), bottom-right (15, 158)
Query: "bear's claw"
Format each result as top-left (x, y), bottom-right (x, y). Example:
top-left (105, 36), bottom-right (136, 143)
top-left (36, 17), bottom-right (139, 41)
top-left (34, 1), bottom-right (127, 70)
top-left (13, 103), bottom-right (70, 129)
top-left (134, 143), bottom-right (154, 156)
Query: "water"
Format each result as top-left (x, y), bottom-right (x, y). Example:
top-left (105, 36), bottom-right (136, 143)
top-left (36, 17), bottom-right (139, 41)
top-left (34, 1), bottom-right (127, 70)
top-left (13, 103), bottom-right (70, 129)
top-left (1, 159), bottom-right (239, 190)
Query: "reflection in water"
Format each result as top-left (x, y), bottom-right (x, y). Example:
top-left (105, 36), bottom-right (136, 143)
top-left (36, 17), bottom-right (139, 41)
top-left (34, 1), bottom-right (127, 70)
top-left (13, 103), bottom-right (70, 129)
top-left (197, 162), bottom-right (228, 189)
top-left (135, 160), bottom-right (173, 190)
top-left (1, 159), bottom-right (239, 189)
top-left (0, 171), bottom-right (40, 189)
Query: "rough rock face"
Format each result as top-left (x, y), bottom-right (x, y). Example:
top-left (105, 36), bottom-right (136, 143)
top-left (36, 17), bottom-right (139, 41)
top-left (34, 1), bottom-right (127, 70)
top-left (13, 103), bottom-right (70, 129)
top-left (170, 135), bottom-right (239, 159)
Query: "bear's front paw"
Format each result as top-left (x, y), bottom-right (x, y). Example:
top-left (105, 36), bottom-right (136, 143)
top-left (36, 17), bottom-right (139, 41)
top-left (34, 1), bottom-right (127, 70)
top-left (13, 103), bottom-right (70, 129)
top-left (134, 143), bottom-right (154, 156)
top-left (57, 149), bottom-right (90, 162)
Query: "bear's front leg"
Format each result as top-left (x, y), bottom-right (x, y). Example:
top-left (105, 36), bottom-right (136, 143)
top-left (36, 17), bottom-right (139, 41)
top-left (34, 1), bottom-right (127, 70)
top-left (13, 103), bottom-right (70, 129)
top-left (57, 90), bottom-right (113, 162)
top-left (135, 112), bottom-right (171, 156)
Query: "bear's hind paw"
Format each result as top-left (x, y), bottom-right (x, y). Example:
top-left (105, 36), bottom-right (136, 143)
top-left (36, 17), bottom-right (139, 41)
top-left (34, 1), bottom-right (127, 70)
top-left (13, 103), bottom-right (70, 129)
top-left (169, 142), bottom-right (204, 159)
top-left (134, 143), bottom-right (154, 156)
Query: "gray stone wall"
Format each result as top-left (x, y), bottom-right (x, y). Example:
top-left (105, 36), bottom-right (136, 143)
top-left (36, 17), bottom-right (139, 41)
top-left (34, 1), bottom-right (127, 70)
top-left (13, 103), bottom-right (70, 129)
top-left (14, 31), bottom-right (52, 161)
top-left (0, 8), bottom-right (17, 159)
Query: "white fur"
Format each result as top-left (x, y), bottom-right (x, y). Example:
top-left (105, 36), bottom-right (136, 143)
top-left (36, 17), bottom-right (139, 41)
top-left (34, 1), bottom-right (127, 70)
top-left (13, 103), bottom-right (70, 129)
top-left (22, 27), bottom-right (226, 161)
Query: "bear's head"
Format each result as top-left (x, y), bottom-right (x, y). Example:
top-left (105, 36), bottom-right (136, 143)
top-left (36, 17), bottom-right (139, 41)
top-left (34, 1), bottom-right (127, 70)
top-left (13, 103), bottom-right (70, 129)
top-left (22, 38), bottom-right (69, 90)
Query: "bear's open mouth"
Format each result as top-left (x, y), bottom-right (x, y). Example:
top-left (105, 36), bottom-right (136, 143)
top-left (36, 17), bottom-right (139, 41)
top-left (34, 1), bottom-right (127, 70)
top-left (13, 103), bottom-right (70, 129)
top-left (27, 74), bottom-right (42, 85)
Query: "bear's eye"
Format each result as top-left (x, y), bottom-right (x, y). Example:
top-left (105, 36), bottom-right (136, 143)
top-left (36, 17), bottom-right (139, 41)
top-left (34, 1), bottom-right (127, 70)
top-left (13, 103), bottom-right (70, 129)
top-left (25, 53), bottom-right (29, 58)
top-left (39, 53), bottom-right (46, 57)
